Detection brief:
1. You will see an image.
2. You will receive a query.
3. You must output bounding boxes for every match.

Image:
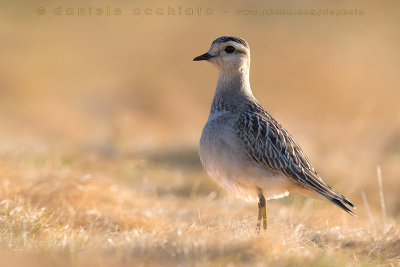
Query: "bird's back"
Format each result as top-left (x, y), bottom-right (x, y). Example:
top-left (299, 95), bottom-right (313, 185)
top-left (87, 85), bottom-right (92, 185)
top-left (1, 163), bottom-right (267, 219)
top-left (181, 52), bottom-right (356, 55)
top-left (234, 100), bottom-right (355, 214)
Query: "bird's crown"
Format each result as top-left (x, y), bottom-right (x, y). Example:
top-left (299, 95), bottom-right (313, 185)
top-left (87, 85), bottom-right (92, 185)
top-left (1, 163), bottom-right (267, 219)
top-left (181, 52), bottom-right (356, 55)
top-left (211, 36), bottom-right (249, 48)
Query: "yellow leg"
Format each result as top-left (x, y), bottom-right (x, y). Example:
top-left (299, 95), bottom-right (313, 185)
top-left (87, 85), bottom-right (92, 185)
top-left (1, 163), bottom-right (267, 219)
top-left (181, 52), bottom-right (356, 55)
top-left (256, 191), bottom-right (267, 232)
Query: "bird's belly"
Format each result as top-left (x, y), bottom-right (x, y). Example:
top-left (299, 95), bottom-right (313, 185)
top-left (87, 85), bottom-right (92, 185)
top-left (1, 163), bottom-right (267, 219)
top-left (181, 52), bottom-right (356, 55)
top-left (199, 121), bottom-right (291, 201)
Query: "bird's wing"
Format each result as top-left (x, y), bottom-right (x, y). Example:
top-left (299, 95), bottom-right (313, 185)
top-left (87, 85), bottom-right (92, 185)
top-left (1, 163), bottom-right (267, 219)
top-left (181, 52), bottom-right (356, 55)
top-left (236, 102), bottom-right (356, 215)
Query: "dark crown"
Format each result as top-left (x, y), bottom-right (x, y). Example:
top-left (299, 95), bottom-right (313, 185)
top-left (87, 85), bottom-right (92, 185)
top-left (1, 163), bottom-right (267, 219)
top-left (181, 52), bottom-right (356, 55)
top-left (211, 36), bottom-right (249, 48)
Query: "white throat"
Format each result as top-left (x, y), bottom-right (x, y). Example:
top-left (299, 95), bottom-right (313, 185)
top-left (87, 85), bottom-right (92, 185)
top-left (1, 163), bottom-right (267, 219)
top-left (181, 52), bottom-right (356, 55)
top-left (215, 66), bottom-right (253, 97)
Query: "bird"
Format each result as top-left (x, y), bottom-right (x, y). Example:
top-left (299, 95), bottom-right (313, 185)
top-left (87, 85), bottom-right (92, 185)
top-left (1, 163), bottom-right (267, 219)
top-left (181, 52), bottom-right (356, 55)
top-left (194, 36), bottom-right (356, 231)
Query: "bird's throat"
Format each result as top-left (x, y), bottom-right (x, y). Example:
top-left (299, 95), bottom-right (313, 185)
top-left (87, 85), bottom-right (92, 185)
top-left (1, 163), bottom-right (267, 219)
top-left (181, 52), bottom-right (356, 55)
top-left (215, 67), bottom-right (253, 98)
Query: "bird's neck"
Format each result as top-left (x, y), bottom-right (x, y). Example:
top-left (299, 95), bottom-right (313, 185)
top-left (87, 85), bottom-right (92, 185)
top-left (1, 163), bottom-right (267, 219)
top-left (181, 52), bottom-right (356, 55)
top-left (212, 67), bottom-right (254, 109)
top-left (216, 67), bottom-right (252, 96)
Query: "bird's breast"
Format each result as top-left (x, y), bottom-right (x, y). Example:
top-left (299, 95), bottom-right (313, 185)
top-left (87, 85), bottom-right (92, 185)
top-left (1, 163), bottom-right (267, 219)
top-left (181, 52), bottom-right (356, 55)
top-left (199, 113), bottom-right (241, 175)
top-left (199, 113), bottom-right (258, 200)
top-left (199, 111), bottom-right (292, 201)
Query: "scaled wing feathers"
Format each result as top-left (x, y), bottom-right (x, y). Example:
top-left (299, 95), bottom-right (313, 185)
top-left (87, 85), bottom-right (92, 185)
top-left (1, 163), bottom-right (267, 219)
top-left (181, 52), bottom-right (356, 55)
top-left (236, 101), bottom-right (356, 214)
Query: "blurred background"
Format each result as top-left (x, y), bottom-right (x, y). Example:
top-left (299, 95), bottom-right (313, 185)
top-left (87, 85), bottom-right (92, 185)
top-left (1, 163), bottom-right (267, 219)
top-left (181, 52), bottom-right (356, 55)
top-left (0, 0), bottom-right (399, 265)
top-left (1, 0), bottom-right (399, 206)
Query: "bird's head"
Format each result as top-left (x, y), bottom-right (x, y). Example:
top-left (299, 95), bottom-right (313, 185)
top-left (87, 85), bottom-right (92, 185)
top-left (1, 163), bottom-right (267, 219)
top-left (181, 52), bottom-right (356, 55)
top-left (193, 36), bottom-right (250, 73)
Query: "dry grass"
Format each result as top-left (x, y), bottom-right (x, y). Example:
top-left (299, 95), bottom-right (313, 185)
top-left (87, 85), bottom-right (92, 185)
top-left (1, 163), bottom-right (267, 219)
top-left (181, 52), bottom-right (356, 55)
top-left (0, 149), bottom-right (399, 266)
top-left (0, 0), bottom-right (400, 266)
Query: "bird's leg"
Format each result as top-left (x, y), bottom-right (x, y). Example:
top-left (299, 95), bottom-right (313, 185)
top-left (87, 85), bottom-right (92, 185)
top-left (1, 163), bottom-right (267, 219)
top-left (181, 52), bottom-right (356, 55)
top-left (256, 190), bottom-right (267, 232)
top-left (262, 196), bottom-right (267, 230)
top-left (256, 205), bottom-right (262, 231)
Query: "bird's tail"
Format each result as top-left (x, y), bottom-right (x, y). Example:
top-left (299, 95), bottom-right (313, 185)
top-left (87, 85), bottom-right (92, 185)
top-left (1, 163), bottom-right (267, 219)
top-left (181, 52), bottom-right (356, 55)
top-left (324, 192), bottom-right (356, 216)
top-left (301, 169), bottom-right (356, 215)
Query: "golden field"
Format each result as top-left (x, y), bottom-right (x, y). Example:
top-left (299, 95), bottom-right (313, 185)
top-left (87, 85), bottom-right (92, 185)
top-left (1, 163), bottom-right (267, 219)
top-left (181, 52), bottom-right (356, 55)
top-left (0, 0), bottom-right (399, 266)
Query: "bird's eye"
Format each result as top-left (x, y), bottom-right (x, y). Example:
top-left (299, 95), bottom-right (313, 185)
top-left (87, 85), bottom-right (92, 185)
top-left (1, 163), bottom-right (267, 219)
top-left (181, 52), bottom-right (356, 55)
top-left (225, 46), bottom-right (235, 53)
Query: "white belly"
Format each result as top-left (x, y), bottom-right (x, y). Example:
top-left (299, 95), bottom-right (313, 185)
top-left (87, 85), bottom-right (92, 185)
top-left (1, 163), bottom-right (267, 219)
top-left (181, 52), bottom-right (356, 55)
top-left (199, 116), bottom-right (291, 201)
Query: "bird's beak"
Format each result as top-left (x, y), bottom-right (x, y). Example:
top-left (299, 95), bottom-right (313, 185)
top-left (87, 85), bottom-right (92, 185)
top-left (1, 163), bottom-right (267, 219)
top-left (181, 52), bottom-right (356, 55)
top-left (193, 52), bottom-right (214, 61)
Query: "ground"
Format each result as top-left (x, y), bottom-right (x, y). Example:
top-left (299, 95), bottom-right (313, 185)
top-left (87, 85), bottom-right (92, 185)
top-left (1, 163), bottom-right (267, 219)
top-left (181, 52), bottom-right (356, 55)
top-left (0, 146), bottom-right (399, 266)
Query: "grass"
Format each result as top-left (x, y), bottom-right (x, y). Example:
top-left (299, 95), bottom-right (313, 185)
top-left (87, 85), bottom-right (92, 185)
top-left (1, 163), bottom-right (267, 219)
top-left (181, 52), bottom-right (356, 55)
top-left (0, 148), bottom-right (399, 266)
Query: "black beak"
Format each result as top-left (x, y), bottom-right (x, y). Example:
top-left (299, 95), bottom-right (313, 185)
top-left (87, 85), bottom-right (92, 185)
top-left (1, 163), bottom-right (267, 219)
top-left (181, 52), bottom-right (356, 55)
top-left (193, 52), bottom-right (214, 61)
